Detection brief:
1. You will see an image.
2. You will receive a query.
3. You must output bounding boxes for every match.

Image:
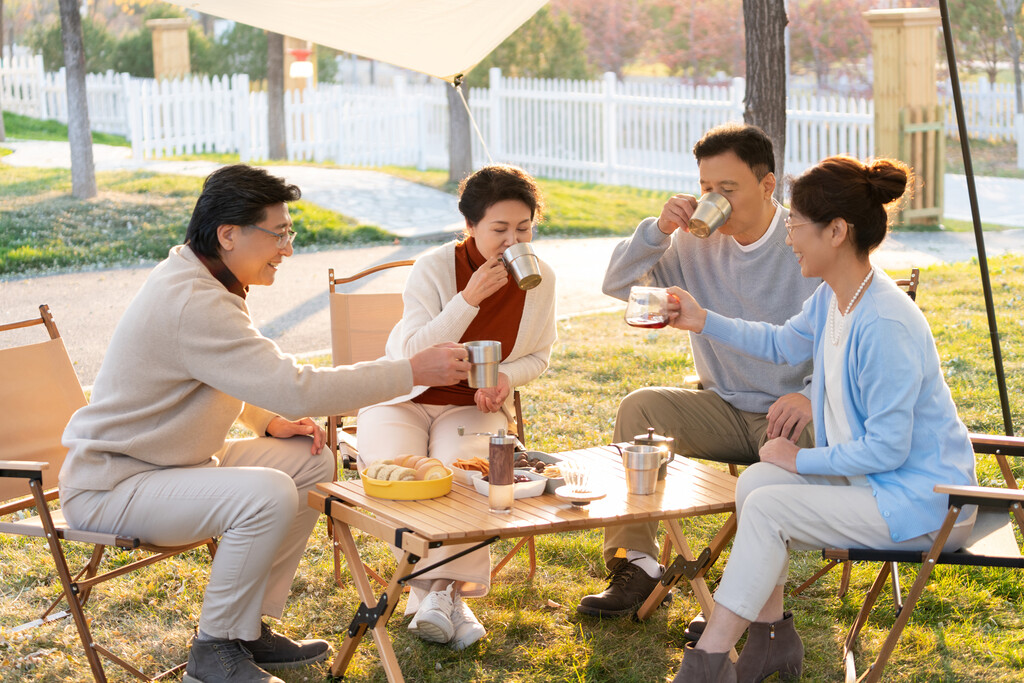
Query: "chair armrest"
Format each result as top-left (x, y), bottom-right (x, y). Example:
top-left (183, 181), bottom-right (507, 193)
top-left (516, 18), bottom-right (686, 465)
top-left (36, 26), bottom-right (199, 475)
top-left (969, 433), bottom-right (1024, 457)
top-left (0, 460), bottom-right (49, 478)
top-left (934, 483), bottom-right (1024, 507)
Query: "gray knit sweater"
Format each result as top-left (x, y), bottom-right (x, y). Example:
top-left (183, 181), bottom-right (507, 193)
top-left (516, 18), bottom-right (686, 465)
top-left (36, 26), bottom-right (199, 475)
top-left (603, 206), bottom-right (820, 413)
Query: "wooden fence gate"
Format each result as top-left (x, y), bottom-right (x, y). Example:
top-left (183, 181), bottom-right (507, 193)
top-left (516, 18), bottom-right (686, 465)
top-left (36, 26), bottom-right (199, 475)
top-left (899, 105), bottom-right (945, 225)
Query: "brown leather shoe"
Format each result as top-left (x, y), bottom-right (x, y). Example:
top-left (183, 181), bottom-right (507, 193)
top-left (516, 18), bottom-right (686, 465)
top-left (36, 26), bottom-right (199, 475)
top-left (576, 556), bottom-right (671, 617)
top-left (672, 642), bottom-right (737, 683)
top-left (241, 622), bottom-right (332, 670)
top-left (735, 610), bottom-right (803, 682)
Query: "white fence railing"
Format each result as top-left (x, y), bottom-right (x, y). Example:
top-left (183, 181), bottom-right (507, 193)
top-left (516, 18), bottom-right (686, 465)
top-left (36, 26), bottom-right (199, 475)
top-left (3, 53), bottom-right (1022, 183)
top-left (938, 80), bottom-right (1019, 141)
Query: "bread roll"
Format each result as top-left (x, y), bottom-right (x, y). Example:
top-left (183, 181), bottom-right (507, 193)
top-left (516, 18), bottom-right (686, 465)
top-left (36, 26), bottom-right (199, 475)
top-left (393, 454), bottom-right (415, 467)
top-left (364, 461), bottom-right (389, 479)
top-left (420, 465), bottom-right (449, 481)
top-left (374, 464), bottom-right (398, 481)
top-left (414, 458), bottom-right (443, 476)
top-left (389, 466), bottom-right (417, 481)
top-left (404, 455), bottom-right (428, 470)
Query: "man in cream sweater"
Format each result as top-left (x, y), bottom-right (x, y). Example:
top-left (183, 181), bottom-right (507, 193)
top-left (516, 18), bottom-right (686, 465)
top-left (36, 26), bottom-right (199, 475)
top-left (60, 165), bottom-right (469, 683)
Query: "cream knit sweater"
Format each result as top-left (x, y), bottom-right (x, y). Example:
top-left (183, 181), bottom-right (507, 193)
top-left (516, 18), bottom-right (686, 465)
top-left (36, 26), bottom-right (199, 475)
top-left (60, 245), bottom-right (414, 492)
top-left (376, 240), bottom-right (558, 407)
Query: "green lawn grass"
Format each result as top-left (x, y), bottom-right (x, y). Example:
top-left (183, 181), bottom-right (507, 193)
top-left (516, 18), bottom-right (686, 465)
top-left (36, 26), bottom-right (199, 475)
top-left (1, 258), bottom-right (1023, 681)
top-left (2, 111), bottom-right (130, 147)
top-left (0, 166), bottom-right (393, 277)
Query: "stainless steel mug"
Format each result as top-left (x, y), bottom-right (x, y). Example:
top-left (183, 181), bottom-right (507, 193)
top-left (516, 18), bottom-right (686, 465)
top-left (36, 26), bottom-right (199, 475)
top-left (500, 243), bottom-right (543, 290)
top-left (688, 192), bottom-right (732, 238)
top-left (612, 444), bottom-right (664, 495)
top-left (465, 340), bottom-right (501, 388)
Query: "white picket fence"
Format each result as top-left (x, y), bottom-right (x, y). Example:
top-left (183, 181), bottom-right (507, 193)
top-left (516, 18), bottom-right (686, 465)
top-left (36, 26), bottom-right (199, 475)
top-left (3, 53), bottom-right (1023, 183)
top-left (938, 80), bottom-right (1020, 141)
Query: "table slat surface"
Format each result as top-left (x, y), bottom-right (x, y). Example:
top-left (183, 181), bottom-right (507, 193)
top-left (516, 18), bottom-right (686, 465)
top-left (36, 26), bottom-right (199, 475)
top-left (317, 445), bottom-right (736, 543)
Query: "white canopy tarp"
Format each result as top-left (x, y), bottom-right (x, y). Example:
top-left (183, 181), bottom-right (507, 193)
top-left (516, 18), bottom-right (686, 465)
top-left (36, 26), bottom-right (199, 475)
top-left (163, 0), bottom-right (548, 82)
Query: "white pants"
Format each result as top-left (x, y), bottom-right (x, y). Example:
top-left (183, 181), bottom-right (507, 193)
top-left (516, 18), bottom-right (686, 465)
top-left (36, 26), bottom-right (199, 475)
top-left (62, 436), bottom-right (333, 641)
top-left (356, 401), bottom-right (505, 612)
top-left (714, 462), bottom-right (975, 622)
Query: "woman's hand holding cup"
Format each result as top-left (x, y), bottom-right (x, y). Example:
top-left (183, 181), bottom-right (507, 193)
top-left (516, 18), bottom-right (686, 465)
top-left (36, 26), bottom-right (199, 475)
top-left (665, 286), bottom-right (707, 333)
top-left (462, 256), bottom-right (509, 307)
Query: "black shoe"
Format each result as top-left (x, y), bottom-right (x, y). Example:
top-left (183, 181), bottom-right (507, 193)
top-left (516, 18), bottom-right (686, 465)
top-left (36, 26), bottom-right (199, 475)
top-left (183, 637), bottom-right (283, 683)
top-left (683, 611), bottom-right (707, 642)
top-left (241, 621), bottom-right (332, 670)
top-left (577, 557), bottom-right (671, 617)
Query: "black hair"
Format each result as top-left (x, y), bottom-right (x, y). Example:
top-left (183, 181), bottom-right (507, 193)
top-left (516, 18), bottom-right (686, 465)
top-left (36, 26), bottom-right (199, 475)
top-left (185, 164), bottom-right (301, 258)
top-left (457, 164), bottom-right (544, 226)
top-left (693, 123), bottom-right (775, 180)
top-left (790, 155), bottom-right (911, 256)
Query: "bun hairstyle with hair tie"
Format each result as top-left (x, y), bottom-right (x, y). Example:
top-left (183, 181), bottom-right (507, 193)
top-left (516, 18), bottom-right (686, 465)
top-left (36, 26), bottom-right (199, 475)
top-left (790, 155), bottom-right (913, 256)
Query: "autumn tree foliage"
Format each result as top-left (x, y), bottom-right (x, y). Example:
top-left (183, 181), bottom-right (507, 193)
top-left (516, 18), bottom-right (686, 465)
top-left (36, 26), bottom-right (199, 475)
top-left (646, 0), bottom-right (745, 79)
top-left (549, 0), bottom-right (651, 78)
top-left (947, 0), bottom-right (1010, 84)
top-left (788, 0), bottom-right (872, 89)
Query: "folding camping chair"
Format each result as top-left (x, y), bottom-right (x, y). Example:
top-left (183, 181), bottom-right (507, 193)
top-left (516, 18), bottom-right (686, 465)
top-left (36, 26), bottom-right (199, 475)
top-left (0, 305), bottom-right (217, 682)
top-left (325, 262), bottom-right (535, 587)
top-left (825, 432), bottom-right (1024, 682)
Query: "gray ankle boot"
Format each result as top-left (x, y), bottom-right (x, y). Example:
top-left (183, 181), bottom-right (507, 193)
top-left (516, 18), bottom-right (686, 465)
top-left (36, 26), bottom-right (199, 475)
top-left (735, 610), bottom-right (803, 682)
top-left (182, 637), bottom-right (284, 683)
top-left (672, 642), bottom-right (737, 683)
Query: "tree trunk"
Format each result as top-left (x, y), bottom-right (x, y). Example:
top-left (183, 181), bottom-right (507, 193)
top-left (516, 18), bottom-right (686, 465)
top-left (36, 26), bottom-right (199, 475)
top-left (742, 0), bottom-right (787, 202)
top-left (1, 0), bottom-right (7, 142)
top-left (266, 31), bottom-right (287, 160)
top-left (199, 12), bottom-right (216, 37)
top-left (58, 0), bottom-right (96, 199)
top-left (447, 84), bottom-right (472, 184)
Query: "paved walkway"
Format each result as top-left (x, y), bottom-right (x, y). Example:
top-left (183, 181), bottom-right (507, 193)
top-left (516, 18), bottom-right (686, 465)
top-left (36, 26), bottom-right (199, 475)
top-left (3, 139), bottom-right (1024, 385)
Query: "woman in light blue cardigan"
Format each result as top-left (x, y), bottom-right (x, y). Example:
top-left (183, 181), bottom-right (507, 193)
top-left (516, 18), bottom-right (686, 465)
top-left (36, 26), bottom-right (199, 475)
top-left (670, 156), bottom-right (976, 683)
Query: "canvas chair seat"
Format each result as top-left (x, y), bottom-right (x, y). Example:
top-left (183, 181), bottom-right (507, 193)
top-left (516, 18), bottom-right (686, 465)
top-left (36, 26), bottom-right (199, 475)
top-left (0, 305), bottom-right (217, 682)
top-left (822, 434), bottom-right (1024, 683)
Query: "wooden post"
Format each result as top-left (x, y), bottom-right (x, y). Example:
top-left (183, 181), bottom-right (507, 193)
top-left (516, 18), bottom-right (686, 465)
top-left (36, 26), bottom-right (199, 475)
top-left (146, 18), bottom-right (191, 81)
top-left (865, 8), bottom-right (942, 224)
top-left (284, 36), bottom-right (316, 93)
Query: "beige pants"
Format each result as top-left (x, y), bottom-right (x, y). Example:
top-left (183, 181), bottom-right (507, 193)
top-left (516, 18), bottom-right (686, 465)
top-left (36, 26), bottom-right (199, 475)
top-left (604, 387), bottom-right (814, 564)
top-left (356, 401), bottom-right (506, 611)
top-left (61, 436), bottom-right (333, 641)
top-left (714, 462), bottom-right (974, 621)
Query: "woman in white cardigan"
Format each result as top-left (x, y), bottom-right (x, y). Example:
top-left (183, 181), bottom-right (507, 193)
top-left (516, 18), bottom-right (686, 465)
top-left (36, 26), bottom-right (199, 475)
top-left (357, 164), bottom-right (557, 650)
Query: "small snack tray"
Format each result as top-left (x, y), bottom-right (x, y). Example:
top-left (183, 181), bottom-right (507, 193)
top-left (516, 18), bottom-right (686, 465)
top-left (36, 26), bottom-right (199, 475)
top-left (516, 450), bottom-right (565, 494)
top-left (470, 470), bottom-right (547, 499)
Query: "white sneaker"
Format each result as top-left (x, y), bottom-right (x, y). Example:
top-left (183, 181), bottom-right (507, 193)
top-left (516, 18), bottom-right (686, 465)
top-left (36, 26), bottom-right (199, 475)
top-left (449, 595), bottom-right (486, 650)
top-left (407, 585), bottom-right (454, 643)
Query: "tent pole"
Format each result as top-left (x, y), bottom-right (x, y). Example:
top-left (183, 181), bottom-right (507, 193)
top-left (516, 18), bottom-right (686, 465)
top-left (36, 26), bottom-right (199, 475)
top-left (937, 0), bottom-right (1014, 436)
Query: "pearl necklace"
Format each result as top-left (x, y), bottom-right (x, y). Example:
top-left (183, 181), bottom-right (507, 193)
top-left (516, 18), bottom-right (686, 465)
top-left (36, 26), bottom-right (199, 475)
top-left (829, 268), bottom-right (874, 346)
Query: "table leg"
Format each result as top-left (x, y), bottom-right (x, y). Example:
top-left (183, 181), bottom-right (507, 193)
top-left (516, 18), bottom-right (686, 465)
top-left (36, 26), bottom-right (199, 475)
top-left (637, 514), bottom-right (736, 621)
top-left (328, 521), bottom-right (415, 683)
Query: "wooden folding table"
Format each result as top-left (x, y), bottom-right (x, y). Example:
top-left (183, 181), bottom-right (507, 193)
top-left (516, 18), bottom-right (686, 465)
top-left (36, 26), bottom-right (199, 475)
top-left (309, 444), bottom-right (737, 682)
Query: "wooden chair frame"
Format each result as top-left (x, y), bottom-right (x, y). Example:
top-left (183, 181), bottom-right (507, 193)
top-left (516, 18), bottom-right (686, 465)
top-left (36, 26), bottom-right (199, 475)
top-left (826, 433), bottom-right (1024, 682)
top-left (0, 305), bottom-right (217, 682)
top-left (324, 263), bottom-right (535, 588)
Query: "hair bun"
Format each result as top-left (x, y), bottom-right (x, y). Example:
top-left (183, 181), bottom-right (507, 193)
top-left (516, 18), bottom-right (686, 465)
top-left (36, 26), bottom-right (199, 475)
top-left (866, 159), bottom-right (910, 205)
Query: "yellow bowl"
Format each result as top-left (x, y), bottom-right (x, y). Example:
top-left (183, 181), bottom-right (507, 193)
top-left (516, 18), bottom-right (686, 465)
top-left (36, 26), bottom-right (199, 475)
top-left (359, 467), bottom-right (453, 500)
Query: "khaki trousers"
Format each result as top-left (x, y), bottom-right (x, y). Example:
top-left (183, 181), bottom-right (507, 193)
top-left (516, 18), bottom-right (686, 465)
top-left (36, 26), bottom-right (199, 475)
top-left (356, 401), bottom-right (506, 611)
top-left (604, 387), bottom-right (814, 564)
top-left (62, 436), bottom-right (333, 641)
top-left (714, 462), bottom-right (974, 621)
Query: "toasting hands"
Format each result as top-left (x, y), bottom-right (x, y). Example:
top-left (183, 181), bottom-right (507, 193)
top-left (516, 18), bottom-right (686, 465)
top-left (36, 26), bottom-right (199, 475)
top-left (665, 286), bottom-right (707, 333)
top-left (410, 342), bottom-right (470, 387)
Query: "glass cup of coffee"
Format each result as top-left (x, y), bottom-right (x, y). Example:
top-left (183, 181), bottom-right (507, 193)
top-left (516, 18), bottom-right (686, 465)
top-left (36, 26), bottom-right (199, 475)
top-left (688, 192), bottom-right (732, 238)
top-left (624, 286), bottom-right (677, 329)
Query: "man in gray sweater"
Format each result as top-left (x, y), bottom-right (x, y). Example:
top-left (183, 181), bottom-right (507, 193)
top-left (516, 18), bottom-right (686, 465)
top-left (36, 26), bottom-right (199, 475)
top-left (578, 124), bottom-right (819, 621)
